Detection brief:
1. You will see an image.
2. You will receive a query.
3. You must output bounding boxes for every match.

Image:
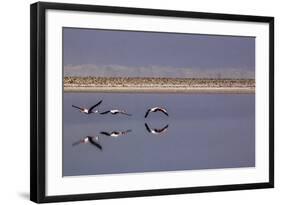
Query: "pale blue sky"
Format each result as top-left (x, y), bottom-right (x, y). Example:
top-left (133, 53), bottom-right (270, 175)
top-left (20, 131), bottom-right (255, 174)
top-left (63, 28), bottom-right (255, 79)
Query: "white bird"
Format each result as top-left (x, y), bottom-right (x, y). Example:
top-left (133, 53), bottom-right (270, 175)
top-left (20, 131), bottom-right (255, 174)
top-left (145, 123), bottom-right (169, 135)
top-left (72, 100), bottom-right (102, 114)
top-left (72, 136), bottom-right (102, 150)
top-left (99, 109), bottom-right (132, 116)
top-left (145, 107), bottom-right (168, 118)
top-left (100, 129), bottom-right (132, 138)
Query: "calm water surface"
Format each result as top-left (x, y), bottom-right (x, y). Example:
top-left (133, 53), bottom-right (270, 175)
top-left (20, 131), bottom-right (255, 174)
top-left (63, 93), bottom-right (255, 176)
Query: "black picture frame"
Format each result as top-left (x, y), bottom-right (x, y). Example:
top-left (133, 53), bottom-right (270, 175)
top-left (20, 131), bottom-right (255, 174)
top-left (30, 1), bottom-right (274, 203)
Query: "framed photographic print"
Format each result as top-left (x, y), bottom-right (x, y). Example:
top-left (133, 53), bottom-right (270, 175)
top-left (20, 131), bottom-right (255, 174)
top-left (30, 2), bottom-right (274, 203)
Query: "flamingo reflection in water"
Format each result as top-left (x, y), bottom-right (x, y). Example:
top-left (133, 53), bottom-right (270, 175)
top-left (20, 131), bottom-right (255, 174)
top-left (145, 123), bottom-right (169, 135)
top-left (72, 136), bottom-right (102, 150)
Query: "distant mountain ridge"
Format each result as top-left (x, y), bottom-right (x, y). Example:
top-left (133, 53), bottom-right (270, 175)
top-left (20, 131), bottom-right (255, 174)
top-left (64, 64), bottom-right (255, 79)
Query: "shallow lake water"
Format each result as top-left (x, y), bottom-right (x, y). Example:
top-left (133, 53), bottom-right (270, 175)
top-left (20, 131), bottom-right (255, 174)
top-left (63, 93), bottom-right (255, 176)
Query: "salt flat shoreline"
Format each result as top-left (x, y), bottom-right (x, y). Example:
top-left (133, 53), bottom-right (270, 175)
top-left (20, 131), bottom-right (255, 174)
top-left (64, 77), bottom-right (255, 94)
top-left (64, 86), bottom-right (255, 94)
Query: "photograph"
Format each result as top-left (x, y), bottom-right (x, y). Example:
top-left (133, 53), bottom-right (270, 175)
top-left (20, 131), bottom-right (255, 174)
top-left (63, 27), bottom-right (256, 177)
top-left (30, 2), bottom-right (274, 203)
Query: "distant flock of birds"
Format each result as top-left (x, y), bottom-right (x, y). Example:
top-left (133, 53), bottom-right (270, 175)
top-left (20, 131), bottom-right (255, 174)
top-left (71, 100), bottom-right (169, 150)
